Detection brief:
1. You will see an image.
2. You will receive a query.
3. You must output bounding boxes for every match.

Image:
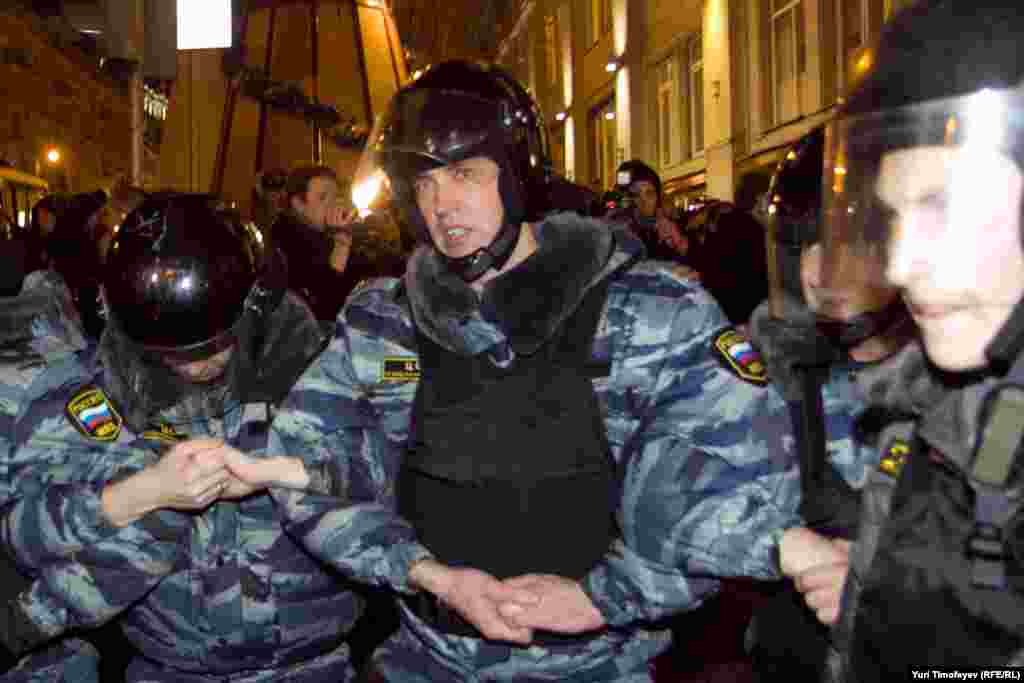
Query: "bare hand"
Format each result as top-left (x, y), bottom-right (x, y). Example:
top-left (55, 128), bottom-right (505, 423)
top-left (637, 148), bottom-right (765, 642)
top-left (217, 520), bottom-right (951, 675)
top-left (780, 528), bottom-right (851, 625)
top-left (779, 527), bottom-right (847, 576)
top-left (497, 574), bottom-right (606, 634)
top-left (325, 206), bottom-right (357, 272)
top-left (792, 540), bottom-right (851, 625)
top-left (220, 448), bottom-right (309, 491)
top-left (409, 560), bottom-right (539, 644)
top-left (153, 438), bottom-right (235, 510)
top-left (102, 438), bottom-right (231, 526)
top-left (655, 212), bottom-right (689, 255)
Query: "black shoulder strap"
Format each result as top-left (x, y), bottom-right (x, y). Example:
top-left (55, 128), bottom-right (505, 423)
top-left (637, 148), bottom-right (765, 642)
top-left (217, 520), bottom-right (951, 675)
top-left (966, 354), bottom-right (1024, 589)
top-left (556, 279), bottom-right (612, 378)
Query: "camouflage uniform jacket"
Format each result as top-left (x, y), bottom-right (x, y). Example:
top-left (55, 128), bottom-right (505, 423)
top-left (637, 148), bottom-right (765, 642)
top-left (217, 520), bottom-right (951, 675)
top-left (267, 213), bottom-right (812, 679)
top-left (0, 270), bottom-right (96, 683)
top-left (0, 292), bottom-right (360, 681)
top-left (818, 361), bottom-right (881, 490)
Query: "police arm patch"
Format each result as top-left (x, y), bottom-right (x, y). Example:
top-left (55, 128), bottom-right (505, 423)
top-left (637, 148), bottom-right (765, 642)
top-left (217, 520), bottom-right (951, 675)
top-left (381, 357), bottom-right (420, 383)
top-left (66, 386), bottom-right (123, 441)
top-left (712, 327), bottom-right (768, 385)
top-left (878, 438), bottom-right (910, 478)
top-left (141, 423), bottom-right (188, 444)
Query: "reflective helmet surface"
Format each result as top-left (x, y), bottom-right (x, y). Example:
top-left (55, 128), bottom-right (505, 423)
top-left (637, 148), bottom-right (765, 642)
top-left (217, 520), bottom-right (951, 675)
top-left (369, 60), bottom-right (551, 221)
top-left (103, 194), bottom-right (259, 356)
top-left (766, 126), bottom-right (825, 249)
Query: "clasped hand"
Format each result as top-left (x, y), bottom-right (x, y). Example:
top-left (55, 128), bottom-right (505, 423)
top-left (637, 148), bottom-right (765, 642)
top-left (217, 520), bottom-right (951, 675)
top-left (102, 439), bottom-right (307, 526)
top-left (409, 560), bottom-right (606, 646)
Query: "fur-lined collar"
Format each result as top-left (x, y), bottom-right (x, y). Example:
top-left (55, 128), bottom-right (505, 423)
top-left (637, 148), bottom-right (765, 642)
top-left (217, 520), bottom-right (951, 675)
top-left (405, 212), bottom-right (641, 355)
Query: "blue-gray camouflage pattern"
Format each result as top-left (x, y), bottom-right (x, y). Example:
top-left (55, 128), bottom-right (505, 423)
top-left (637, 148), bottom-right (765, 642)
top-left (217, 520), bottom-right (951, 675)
top-left (266, 214), bottom-right (837, 680)
top-left (0, 269), bottom-right (91, 682)
top-left (0, 292), bottom-right (358, 682)
top-left (1, 638), bottom-right (98, 683)
top-left (820, 362), bottom-right (881, 490)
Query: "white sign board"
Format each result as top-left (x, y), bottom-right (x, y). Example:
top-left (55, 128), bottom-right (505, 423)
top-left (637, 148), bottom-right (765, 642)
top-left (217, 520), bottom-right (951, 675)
top-left (177, 0), bottom-right (231, 50)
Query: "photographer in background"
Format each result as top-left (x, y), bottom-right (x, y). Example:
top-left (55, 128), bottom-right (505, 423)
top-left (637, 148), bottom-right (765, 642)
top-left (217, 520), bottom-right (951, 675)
top-left (272, 165), bottom-right (357, 324)
top-left (609, 160), bottom-right (693, 268)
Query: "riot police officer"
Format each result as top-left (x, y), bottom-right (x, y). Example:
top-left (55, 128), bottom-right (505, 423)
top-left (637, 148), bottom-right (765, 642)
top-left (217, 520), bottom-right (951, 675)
top-left (0, 194), bottom-right (370, 683)
top-left (215, 60), bottom-right (874, 681)
top-left (748, 124), bottom-right (915, 680)
top-left (779, 0), bottom-right (1024, 677)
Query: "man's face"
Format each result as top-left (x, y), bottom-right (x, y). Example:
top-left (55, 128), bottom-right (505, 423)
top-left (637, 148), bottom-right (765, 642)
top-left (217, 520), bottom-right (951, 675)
top-left (801, 241), bottom-right (897, 322)
top-left (414, 156), bottom-right (504, 260)
top-left (166, 347), bottom-right (234, 384)
top-left (874, 145), bottom-right (1024, 370)
top-left (292, 176), bottom-right (339, 228)
top-left (629, 180), bottom-right (659, 218)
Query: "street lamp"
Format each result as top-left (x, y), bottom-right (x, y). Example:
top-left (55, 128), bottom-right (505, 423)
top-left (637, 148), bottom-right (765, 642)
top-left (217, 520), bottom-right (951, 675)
top-left (46, 147), bottom-right (61, 164)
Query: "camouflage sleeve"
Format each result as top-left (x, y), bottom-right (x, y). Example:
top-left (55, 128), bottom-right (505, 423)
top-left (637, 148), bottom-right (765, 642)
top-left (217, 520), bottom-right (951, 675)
top-left (1, 443), bottom-right (186, 571)
top-left (0, 637), bottom-right (99, 683)
top-left (1, 442), bottom-right (188, 655)
top-left (0, 512), bottom-right (185, 657)
top-left (581, 285), bottom-right (803, 626)
top-left (268, 320), bottom-right (432, 593)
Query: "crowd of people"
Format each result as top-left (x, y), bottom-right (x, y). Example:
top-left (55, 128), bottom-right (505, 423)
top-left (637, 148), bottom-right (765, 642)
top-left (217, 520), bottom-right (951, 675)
top-left (1, 1), bottom-right (1023, 680)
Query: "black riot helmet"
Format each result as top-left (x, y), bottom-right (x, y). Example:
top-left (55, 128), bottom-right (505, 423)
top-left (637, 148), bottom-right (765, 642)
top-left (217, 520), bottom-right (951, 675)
top-left (761, 126), bottom-right (826, 307)
top-left (819, 0), bottom-right (1024, 367)
top-left (363, 60), bottom-right (552, 281)
top-left (764, 125), bottom-right (905, 350)
top-left (103, 194), bottom-right (276, 361)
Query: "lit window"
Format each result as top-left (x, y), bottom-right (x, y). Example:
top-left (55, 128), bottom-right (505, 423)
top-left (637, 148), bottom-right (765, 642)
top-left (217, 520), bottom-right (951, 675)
top-left (770, 0), bottom-right (805, 125)
top-left (656, 57), bottom-right (679, 167)
top-left (689, 35), bottom-right (704, 156)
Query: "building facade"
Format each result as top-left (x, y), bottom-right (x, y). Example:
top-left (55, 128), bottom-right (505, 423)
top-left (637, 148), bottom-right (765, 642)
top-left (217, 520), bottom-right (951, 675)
top-left (496, 0), bottom-right (917, 210)
top-left (0, 8), bottom-right (138, 200)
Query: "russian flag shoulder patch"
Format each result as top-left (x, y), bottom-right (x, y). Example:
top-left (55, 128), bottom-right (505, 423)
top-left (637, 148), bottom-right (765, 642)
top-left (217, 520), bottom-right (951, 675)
top-left (66, 385), bottom-right (123, 442)
top-left (712, 327), bottom-right (768, 386)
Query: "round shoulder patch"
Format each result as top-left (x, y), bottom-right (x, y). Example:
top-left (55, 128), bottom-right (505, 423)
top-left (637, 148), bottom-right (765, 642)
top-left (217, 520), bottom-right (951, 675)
top-left (65, 385), bottom-right (123, 441)
top-left (712, 327), bottom-right (768, 385)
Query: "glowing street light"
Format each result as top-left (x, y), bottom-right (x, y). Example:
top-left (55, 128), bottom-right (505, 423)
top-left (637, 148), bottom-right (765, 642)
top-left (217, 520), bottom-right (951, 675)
top-left (45, 148), bottom-right (61, 164)
top-left (352, 171), bottom-right (385, 218)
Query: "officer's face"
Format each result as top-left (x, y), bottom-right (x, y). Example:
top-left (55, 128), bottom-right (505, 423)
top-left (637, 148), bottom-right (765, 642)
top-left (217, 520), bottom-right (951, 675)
top-left (293, 176), bottom-right (339, 228)
top-left (629, 180), bottom-right (659, 218)
top-left (875, 145), bottom-right (1024, 370)
top-left (801, 242), bottom-right (897, 321)
top-left (414, 156), bottom-right (504, 261)
top-left (166, 347), bottom-right (234, 384)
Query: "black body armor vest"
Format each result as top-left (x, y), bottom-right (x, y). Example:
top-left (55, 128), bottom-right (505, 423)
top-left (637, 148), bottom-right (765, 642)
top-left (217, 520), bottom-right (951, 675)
top-left (399, 281), bottom-right (616, 581)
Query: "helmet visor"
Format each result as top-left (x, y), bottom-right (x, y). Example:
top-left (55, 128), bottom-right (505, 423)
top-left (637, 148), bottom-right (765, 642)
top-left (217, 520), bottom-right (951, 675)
top-left (820, 83), bottom-right (1024, 305)
top-left (374, 87), bottom-right (509, 166)
top-left (353, 88), bottom-right (512, 204)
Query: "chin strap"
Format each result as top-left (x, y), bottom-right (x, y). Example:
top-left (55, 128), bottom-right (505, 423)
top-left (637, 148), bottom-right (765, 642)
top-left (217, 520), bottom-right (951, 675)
top-left (442, 219), bottom-right (522, 282)
top-left (815, 299), bottom-right (908, 351)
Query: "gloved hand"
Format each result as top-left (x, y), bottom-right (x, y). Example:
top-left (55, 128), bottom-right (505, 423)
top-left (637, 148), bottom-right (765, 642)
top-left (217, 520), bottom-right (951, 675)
top-left (749, 299), bottom-right (840, 401)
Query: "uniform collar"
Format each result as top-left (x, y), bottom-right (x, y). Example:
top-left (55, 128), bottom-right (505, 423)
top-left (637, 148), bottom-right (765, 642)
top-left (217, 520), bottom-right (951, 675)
top-left (405, 212), bottom-right (641, 356)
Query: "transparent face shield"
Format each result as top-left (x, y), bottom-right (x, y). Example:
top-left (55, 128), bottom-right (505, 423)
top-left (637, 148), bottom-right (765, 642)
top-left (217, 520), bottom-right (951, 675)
top-left (820, 84), bottom-right (1024, 368)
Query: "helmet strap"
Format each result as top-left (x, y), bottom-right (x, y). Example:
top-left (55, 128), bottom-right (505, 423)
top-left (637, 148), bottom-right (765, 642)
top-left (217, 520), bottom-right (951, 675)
top-left (442, 219), bottom-right (522, 282)
top-left (815, 298), bottom-right (907, 351)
